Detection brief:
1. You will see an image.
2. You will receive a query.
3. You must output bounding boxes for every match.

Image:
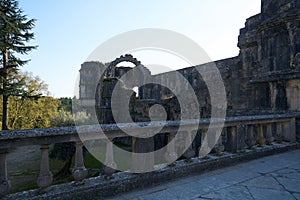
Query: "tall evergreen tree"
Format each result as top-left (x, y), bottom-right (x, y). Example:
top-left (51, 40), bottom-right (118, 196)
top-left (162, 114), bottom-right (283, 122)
top-left (0, 0), bottom-right (36, 130)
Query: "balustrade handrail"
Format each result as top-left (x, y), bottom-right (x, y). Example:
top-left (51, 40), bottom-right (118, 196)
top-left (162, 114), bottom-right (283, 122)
top-left (0, 113), bottom-right (298, 150)
top-left (0, 113), bottom-right (298, 196)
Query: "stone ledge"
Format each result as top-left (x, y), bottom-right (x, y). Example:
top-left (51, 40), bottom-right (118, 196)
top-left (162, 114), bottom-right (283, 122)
top-left (3, 142), bottom-right (299, 200)
top-left (1, 113), bottom-right (299, 140)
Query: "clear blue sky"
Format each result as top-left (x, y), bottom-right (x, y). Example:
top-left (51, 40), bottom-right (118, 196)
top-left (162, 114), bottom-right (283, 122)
top-left (18, 0), bottom-right (261, 97)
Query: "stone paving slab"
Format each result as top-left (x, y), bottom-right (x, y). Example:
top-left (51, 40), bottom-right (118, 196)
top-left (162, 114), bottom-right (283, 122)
top-left (247, 187), bottom-right (296, 200)
top-left (240, 175), bottom-right (284, 190)
top-left (106, 149), bottom-right (300, 200)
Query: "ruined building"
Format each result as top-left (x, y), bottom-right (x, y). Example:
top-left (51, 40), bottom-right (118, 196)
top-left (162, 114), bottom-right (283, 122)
top-left (79, 0), bottom-right (300, 125)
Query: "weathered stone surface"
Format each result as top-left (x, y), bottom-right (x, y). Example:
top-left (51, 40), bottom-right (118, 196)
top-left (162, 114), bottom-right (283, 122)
top-left (79, 0), bottom-right (300, 124)
top-left (248, 187), bottom-right (296, 200)
top-left (276, 177), bottom-right (300, 193)
top-left (240, 175), bottom-right (284, 190)
top-left (201, 186), bottom-right (254, 200)
top-left (2, 143), bottom-right (298, 200)
top-left (2, 0), bottom-right (300, 198)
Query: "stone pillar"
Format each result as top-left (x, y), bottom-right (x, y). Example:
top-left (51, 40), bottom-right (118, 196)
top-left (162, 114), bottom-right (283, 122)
top-left (104, 141), bottom-right (116, 178)
top-left (0, 149), bottom-right (10, 196)
top-left (165, 132), bottom-right (178, 164)
top-left (226, 126), bottom-right (238, 153)
top-left (283, 119), bottom-right (296, 142)
top-left (276, 122), bottom-right (283, 143)
top-left (246, 125), bottom-right (256, 148)
top-left (199, 128), bottom-right (208, 158)
top-left (182, 130), bottom-right (195, 160)
top-left (72, 141), bottom-right (88, 183)
top-left (131, 136), bottom-right (154, 173)
top-left (213, 134), bottom-right (225, 156)
top-left (257, 124), bottom-right (266, 147)
top-left (37, 145), bottom-right (53, 189)
top-left (266, 123), bottom-right (274, 145)
top-left (236, 124), bottom-right (246, 152)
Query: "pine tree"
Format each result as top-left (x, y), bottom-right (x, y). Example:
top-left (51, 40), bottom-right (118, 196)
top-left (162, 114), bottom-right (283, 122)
top-left (0, 0), bottom-right (36, 130)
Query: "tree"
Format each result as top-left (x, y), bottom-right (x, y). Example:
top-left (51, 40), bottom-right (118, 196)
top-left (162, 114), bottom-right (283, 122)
top-left (7, 95), bottom-right (60, 129)
top-left (58, 97), bottom-right (72, 113)
top-left (0, 72), bottom-right (60, 130)
top-left (0, 0), bottom-right (36, 130)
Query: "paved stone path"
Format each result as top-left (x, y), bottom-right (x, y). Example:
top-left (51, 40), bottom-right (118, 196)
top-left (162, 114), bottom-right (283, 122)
top-left (105, 149), bottom-right (300, 200)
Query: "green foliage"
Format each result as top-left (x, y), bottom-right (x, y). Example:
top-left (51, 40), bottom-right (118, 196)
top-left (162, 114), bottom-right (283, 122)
top-left (0, 71), bottom-right (59, 130)
top-left (8, 95), bottom-right (60, 129)
top-left (0, 0), bottom-right (37, 129)
top-left (58, 97), bottom-right (72, 112)
top-left (50, 110), bottom-right (90, 127)
top-left (50, 110), bottom-right (74, 127)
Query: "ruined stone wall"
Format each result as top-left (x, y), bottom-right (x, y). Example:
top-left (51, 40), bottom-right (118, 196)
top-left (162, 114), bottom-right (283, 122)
top-left (79, 0), bottom-right (300, 124)
top-left (137, 57), bottom-right (239, 119)
top-left (79, 62), bottom-right (105, 115)
top-left (238, 0), bottom-right (300, 112)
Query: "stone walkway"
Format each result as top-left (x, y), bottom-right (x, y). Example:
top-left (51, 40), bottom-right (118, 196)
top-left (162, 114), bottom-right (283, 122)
top-left (105, 149), bottom-right (300, 200)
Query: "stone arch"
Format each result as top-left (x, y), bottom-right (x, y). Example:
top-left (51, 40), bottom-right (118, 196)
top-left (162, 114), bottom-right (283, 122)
top-left (95, 55), bottom-right (152, 123)
top-left (105, 54), bottom-right (142, 78)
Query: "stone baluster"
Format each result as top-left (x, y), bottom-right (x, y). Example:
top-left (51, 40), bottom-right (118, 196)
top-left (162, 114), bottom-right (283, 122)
top-left (131, 136), bottom-right (154, 173)
top-left (72, 141), bottom-right (88, 184)
top-left (266, 123), bottom-right (274, 145)
top-left (226, 126), bottom-right (238, 153)
top-left (182, 130), bottom-right (195, 161)
top-left (0, 149), bottom-right (10, 196)
top-left (165, 132), bottom-right (178, 164)
top-left (104, 140), bottom-right (116, 178)
top-left (246, 125), bottom-right (256, 148)
top-left (237, 124), bottom-right (247, 152)
top-left (213, 133), bottom-right (225, 156)
top-left (289, 118), bottom-right (296, 142)
top-left (282, 119), bottom-right (296, 142)
top-left (257, 124), bottom-right (266, 147)
top-left (37, 145), bottom-right (53, 189)
top-left (227, 126), bottom-right (238, 152)
top-left (275, 122), bottom-right (283, 143)
top-left (199, 128), bottom-right (210, 158)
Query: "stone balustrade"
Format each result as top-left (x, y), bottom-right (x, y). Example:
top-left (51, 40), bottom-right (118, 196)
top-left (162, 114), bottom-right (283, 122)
top-left (0, 114), bottom-right (298, 196)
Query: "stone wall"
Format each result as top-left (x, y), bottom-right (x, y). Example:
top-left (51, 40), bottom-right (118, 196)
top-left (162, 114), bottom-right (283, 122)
top-left (79, 0), bottom-right (300, 123)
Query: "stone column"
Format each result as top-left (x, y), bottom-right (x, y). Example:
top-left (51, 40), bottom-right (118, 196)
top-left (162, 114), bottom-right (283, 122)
top-left (276, 122), bottom-right (283, 143)
top-left (246, 125), bottom-right (256, 148)
top-left (257, 124), bottom-right (266, 147)
top-left (37, 145), bottom-right (53, 189)
top-left (236, 124), bottom-right (247, 152)
top-left (165, 132), bottom-right (178, 164)
top-left (104, 141), bottom-right (116, 178)
top-left (182, 130), bottom-right (195, 161)
top-left (0, 149), bottom-right (10, 196)
top-left (201, 127), bottom-right (224, 155)
top-left (72, 141), bottom-right (88, 183)
top-left (199, 128), bottom-right (211, 158)
top-left (283, 119), bottom-right (296, 142)
top-left (131, 136), bottom-right (154, 173)
top-left (213, 133), bottom-right (225, 156)
top-left (266, 123), bottom-right (274, 145)
top-left (226, 126), bottom-right (238, 153)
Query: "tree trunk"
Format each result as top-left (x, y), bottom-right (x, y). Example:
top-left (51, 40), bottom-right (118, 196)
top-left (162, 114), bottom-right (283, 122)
top-left (1, 51), bottom-right (9, 130)
top-left (2, 95), bottom-right (8, 130)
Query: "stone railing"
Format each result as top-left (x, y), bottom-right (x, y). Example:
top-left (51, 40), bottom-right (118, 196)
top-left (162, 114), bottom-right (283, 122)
top-left (0, 114), bottom-right (298, 196)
